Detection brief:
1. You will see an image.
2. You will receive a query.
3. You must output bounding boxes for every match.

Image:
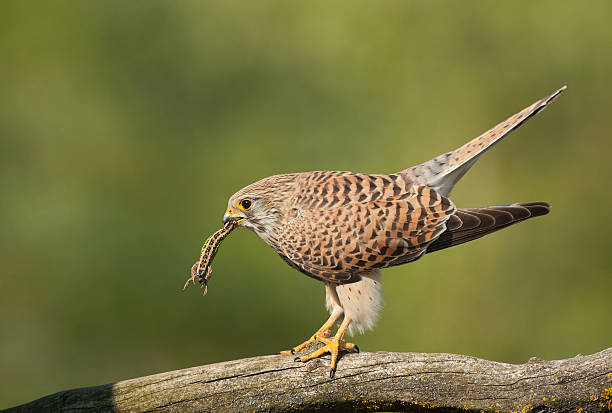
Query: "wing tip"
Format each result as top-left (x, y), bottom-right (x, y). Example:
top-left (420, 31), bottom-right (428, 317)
top-left (517, 201), bottom-right (551, 217)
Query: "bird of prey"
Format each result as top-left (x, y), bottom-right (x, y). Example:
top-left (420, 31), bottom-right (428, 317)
top-left (222, 86), bottom-right (565, 377)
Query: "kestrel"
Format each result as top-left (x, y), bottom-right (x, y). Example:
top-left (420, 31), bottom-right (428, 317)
top-left (220, 86), bottom-right (565, 377)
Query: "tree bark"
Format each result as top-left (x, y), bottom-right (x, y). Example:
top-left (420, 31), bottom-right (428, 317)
top-left (4, 347), bottom-right (611, 413)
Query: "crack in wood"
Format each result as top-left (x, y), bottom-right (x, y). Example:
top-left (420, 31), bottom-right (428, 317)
top-left (3, 348), bottom-right (611, 413)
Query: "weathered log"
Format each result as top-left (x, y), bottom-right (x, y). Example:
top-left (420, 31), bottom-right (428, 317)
top-left (4, 347), bottom-right (611, 412)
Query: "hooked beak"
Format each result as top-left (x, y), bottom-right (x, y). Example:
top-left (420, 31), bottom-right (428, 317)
top-left (223, 207), bottom-right (247, 225)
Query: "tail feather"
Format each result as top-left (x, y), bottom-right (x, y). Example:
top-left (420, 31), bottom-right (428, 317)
top-left (402, 86), bottom-right (566, 197)
top-left (426, 202), bottom-right (550, 254)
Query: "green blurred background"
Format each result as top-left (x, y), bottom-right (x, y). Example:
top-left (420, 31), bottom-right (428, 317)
top-left (1, 1), bottom-right (611, 408)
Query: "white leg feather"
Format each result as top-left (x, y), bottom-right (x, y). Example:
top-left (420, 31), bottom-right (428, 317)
top-left (333, 271), bottom-right (383, 336)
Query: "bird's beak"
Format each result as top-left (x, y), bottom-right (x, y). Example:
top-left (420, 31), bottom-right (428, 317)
top-left (223, 207), bottom-right (247, 225)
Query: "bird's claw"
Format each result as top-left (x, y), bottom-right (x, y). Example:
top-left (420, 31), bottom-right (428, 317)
top-left (280, 330), bottom-right (329, 355)
top-left (290, 336), bottom-right (358, 379)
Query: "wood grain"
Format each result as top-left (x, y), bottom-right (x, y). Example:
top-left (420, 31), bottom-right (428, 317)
top-left (4, 346), bottom-right (611, 412)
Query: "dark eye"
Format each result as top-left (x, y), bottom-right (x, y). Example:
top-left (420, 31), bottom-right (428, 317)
top-left (239, 199), bottom-right (252, 211)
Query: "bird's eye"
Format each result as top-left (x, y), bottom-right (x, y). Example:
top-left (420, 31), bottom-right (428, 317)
top-left (238, 198), bottom-right (253, 211)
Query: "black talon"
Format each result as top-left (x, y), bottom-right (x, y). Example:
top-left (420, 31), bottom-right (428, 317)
top-left (290, 349), bottom-right (295, 355)
top-left (354, 345), bottom-right (360, 353)
top-left (329, 367), bottom-right (336, 378)
top-left (294, 357), bottom-right (302, 362)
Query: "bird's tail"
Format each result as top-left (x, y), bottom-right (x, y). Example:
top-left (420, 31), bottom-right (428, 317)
top-left (401, 86), bottom-right (566, 197)
top-left (426, 202), bottom-right (550, 254)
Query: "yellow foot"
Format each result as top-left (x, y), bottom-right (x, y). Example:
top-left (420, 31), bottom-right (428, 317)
top-left (293, 335), bottom-right (359, 378)
top-left (279, 329), bottom-right (331, 355)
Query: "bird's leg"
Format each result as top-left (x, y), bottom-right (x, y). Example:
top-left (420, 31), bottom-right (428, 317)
top-left (279, 308), bottom-right (342, 355)
top-left (294, 316), bottom-right (358, 378)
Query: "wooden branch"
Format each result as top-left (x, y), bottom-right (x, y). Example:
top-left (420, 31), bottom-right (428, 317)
top-left (4, 347), bottom-right (611, 412)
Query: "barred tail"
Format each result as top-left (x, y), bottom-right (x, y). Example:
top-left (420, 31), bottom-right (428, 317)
top-left (402, 86), bottom-right (566, 197)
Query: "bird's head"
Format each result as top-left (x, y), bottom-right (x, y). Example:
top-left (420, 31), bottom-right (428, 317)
top-left (223, 174), bottom-right (299, 247)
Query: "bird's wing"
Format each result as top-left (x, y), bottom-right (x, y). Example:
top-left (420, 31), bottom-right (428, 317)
top-left (426, 202), bottom-right (550, 254)
top-left (277, 183), bottom-right (455, 284)
top-left (402, 86), bottom-right (566, 197)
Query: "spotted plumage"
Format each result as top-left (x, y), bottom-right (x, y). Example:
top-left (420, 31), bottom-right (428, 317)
top-left (278, 174), bottom-right (454, 283)
top-left (218, 86), bottom-right (565, 377)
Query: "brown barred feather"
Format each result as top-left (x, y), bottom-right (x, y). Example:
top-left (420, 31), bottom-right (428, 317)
top-left (277, 173), bottom-right (456, 284)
